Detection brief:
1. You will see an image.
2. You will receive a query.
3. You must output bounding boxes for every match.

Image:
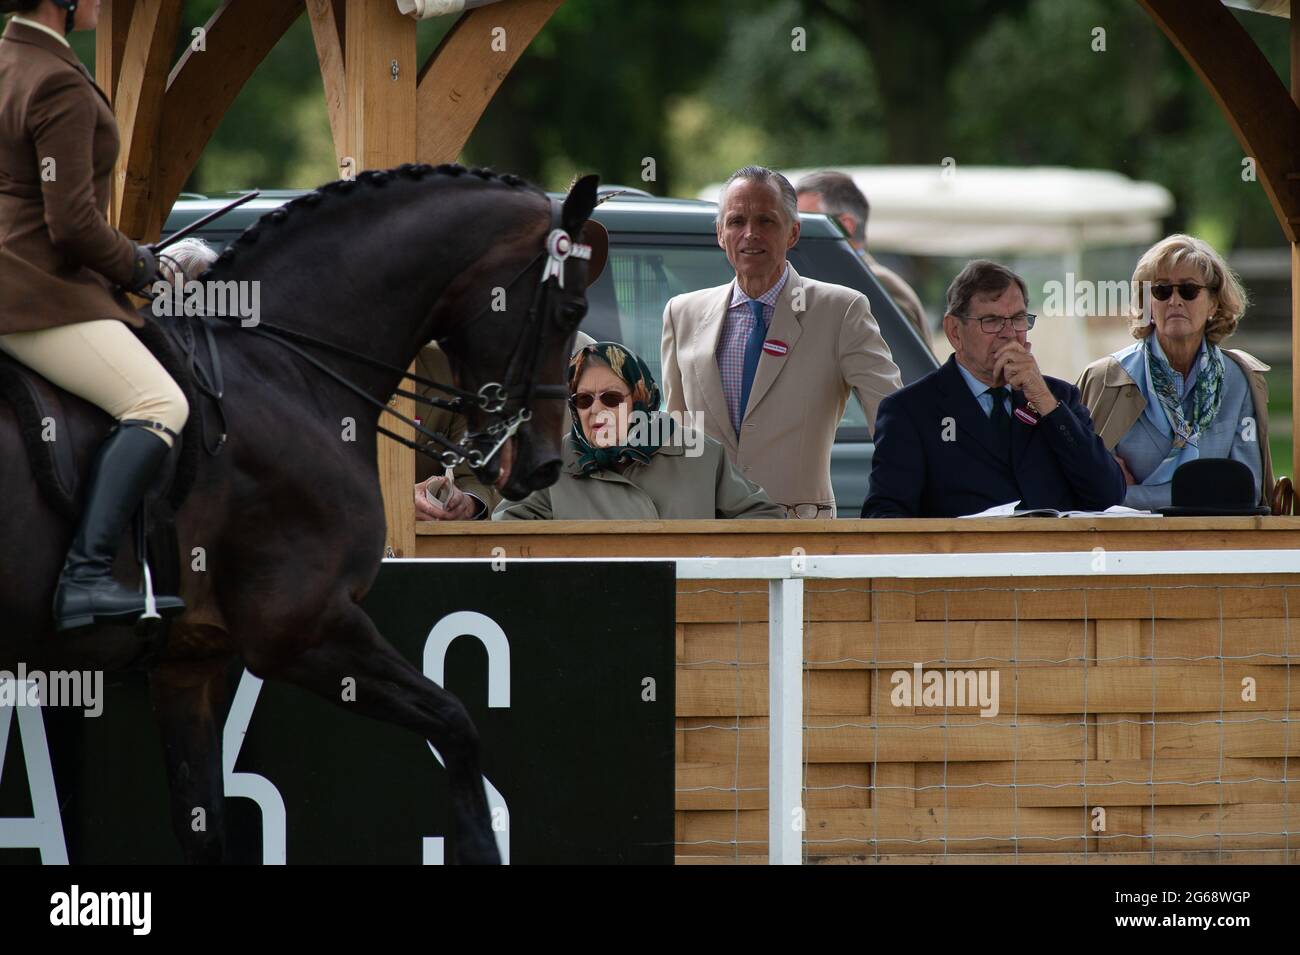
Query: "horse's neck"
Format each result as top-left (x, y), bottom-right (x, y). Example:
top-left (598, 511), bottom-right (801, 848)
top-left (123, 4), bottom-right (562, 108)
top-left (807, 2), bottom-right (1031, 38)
top-left (213, 179), bottom-right (544, 403)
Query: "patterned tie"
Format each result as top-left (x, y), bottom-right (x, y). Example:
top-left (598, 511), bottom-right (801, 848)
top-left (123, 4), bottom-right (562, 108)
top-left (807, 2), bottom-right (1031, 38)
top-left (738, 299), bottom-right (766, 428)
top-left (987, 386), bottom-right (1011, 458)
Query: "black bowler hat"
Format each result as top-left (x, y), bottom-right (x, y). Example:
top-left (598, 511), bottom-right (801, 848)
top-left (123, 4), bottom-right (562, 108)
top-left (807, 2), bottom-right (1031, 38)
top-left (1158, 458), bottom-right (1269, 517)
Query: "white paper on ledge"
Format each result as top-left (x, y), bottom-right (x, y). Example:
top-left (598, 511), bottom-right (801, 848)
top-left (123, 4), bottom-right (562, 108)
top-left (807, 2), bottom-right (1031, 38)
top-left (957, 502), bottom-right (1163, 518)
top-left (958, 501), bottom-right (1021, 518)
top-left (1061, 505), bottom-right (1162, 517)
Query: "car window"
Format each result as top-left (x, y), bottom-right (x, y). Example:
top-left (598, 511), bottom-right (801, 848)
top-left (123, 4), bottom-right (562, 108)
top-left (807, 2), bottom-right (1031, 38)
top-left (839, 394), bottom-right (868, 431)
top-left (581, 243), bottom-right (735, 399)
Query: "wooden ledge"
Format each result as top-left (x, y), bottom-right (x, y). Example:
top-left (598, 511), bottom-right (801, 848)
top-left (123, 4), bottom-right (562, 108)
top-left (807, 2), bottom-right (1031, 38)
top-left (414, 516), bottom-right (1300, 558)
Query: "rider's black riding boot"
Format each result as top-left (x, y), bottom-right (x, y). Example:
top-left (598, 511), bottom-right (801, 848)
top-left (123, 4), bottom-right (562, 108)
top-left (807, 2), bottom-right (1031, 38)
top-left (53, 423), bottom-right (185, 632)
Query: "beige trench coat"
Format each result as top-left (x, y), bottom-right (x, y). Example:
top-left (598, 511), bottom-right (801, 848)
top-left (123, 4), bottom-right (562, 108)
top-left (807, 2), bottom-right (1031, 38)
top-left (1076, 347), bottom-right (1274, 505)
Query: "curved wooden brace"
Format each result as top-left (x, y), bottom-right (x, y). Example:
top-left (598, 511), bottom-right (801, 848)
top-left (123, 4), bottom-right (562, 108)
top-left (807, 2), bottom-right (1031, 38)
top-left (94, 0), bottom-right (135, 107)
top-left (415, 0), bottom-right (564, 165)
top-left (154, 0), bottom-right (304, 234)
top-left (112, 0), bottom-right (184, 241)
top-left (307, 0), bottom-right (349, 169)
top-left (1138, 0), bottom-right (1299, 242)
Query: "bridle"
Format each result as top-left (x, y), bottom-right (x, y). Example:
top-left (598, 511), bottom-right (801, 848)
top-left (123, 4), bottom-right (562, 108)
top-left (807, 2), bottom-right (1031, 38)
top-left (157, 196), bottom-right (590, 474)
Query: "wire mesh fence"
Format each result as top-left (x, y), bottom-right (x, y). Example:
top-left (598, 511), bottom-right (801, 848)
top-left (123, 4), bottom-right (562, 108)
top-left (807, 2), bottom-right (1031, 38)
top-left (674, 572), bottom-right (1298, 865)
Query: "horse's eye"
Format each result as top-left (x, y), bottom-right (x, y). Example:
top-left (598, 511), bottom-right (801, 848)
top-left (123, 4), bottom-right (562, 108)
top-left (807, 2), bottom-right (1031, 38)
top-left (561, 301), bottom-right (587, 324)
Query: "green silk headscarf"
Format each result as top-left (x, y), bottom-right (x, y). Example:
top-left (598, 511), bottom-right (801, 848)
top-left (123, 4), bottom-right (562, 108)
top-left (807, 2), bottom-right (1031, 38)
top-left (568, 342), bottom-right (665, 474)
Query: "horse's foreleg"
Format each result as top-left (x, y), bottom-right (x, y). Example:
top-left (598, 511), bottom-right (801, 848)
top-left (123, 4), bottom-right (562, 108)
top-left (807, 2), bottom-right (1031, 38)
top-left (149, 655), bottom-right (234, 864)
top-left (265, 603), bottom-right (500, 865)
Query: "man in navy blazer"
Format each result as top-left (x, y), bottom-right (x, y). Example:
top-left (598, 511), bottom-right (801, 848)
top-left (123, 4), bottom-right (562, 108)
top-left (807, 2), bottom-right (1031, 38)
top-left (862, 260), bottom-right (1124, 518)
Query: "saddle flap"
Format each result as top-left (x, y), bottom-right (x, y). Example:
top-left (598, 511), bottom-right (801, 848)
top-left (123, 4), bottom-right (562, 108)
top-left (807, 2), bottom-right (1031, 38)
top-left (0, 351), bottom-right (81, 518)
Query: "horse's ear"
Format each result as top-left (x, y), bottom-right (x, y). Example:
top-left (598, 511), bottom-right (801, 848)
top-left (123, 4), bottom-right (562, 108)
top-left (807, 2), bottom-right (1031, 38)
top-left (561, 174), bottom-right (600, 233)
top-left (580, 218), bottom-right (608, 287)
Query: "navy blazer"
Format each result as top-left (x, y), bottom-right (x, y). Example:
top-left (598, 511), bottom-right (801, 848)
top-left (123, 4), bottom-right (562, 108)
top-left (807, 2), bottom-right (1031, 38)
top-left (862, 355), bottom-right (1126, 518)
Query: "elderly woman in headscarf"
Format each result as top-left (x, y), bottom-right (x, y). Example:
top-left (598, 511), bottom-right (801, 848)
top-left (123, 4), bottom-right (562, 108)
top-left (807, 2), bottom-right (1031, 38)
top-left (493, 341), bottom-right (784, 520)
top-left (1077, 234), bottom-right (1272, 510)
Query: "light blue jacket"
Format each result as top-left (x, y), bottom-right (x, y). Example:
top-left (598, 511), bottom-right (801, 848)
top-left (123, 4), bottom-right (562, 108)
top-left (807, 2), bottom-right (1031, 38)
top-left (1076, 341), bottom-right (1272, 509)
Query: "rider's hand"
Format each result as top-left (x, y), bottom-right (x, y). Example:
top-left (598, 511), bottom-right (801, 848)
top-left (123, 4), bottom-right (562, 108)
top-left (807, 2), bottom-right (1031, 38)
top-left (415, 472), bottom-right (480, 521)
top-left (126, 243), bottom-right (162, 295)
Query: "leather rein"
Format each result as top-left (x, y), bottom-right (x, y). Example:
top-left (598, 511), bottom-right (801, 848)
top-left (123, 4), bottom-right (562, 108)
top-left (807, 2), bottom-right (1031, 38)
top-left (153, 196), bottom-right (588, 473)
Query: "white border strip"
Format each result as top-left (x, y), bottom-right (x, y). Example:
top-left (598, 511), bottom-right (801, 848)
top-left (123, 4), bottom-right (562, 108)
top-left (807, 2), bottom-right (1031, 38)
top-left (389, 550), bottom-right (1300, 579)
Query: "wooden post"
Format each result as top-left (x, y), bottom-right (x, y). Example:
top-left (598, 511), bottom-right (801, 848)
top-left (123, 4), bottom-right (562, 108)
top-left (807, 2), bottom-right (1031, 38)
top-left (95, 0), bottom-right (135, 226)
top-left (345, 0), bottom-right (418, 558)
top-left (1138, 0), bottom-right (1300, 486)
top-left (111, 0), bottom-right (183, 241)
top-left (307, 0), bottom-right (349, 172)
top-left (94, 0), bottom-right (134, 103)
top-left (1292, 0), bottom-right (1299, 484)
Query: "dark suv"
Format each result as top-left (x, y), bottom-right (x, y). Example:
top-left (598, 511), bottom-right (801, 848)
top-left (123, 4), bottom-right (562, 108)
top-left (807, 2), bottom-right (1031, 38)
top-left (163, 189), bottom-right (938, 513)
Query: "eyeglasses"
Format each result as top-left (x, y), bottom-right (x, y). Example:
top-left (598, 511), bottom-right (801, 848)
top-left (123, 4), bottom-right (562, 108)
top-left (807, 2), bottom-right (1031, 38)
top-left (570, 390), bottom-right (629, 410)
top-left (781, 503), bottom-right (834, 519)
top-left (969, 312), bottom-right (1036, 334)
top-left (1149, 282), bottom-right (1214, 302)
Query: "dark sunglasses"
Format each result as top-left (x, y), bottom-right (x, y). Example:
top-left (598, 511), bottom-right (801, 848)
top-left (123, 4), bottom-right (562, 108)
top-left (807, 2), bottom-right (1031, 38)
top-left (570, 390), bottom-right (629, 410)
top-left (1149, 282), bottom-right (1214, 302)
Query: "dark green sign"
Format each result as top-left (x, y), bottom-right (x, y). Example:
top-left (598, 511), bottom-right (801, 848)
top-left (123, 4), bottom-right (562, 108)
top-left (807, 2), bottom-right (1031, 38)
top-left (1, 561), bottom-right (676, 864)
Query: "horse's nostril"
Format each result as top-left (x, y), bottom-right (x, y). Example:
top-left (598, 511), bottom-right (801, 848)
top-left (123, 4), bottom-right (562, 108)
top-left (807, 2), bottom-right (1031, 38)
top-left (527, 460), bottom-right (561, 491)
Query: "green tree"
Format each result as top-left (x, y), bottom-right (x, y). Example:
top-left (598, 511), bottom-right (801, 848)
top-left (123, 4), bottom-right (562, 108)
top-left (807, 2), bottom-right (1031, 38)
top-left (947, 0), bottom-right (1290, 247)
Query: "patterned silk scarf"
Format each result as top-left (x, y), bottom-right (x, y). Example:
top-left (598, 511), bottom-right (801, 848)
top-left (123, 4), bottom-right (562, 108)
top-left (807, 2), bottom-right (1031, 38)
top-left (1140, 335), bottom-right (1225, 484)
top-left (568, 342), bottom-right (667, 474)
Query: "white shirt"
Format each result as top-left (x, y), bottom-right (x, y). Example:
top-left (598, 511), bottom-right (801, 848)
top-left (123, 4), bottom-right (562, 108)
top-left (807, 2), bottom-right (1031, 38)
top-left (11, 16), bottom-right (72, 49)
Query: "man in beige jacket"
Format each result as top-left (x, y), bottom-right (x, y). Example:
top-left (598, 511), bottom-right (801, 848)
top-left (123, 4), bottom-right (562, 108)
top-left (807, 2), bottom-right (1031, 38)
top-left (660, 165), bottom-right (902, 516)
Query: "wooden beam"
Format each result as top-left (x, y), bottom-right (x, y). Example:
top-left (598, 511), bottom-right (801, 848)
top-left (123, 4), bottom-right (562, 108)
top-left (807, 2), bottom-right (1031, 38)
top-left (1138, 0), bottom-right (1300, 243)
top-left (1292, 0), bottom-right (1298, 486)
top-left (156, 0), bottom-right (302, 221)
top-left (95, 0), bottom-right (135, 226)
top-left (345, 0), bottom-right (418, 558)
top-left (94, 0), bottom-right (135, 105)
top-left (1293, 239), bottom-right (1299, 484)
top-left (415, 0), bottom-right (564, 164)
top-left (112, 0), bottom-right (183, 241)
top-left (307, 0), bottom-right (349, 171)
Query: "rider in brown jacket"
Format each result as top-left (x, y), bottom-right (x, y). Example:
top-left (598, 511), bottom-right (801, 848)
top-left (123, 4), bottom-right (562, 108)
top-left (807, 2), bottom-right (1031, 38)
top-left (0, 1), bottom-right (188, 631)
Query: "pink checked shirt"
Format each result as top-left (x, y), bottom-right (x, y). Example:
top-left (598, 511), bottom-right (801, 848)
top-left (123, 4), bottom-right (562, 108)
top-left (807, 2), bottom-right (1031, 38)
top-left (717, 264), bottom-right (789, 434)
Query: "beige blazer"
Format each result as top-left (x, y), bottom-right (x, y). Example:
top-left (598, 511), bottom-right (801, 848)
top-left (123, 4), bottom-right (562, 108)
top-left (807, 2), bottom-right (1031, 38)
top-left (1076, 347), bottom-right (1274, 505)
top-left (660, 263), bottom-right (901, 510)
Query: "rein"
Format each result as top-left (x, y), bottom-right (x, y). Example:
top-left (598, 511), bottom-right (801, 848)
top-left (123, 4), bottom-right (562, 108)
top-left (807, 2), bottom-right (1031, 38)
top-left (152, 195), bottom-right (586, 473)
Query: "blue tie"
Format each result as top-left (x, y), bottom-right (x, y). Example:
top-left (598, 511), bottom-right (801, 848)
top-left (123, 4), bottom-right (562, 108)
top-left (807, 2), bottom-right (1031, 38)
top-left (738, 298), bottom-right (766, 427)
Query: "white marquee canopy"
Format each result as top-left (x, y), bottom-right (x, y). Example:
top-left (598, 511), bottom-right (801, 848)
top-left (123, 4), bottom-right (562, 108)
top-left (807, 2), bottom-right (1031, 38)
top-left (699, 166), bottom-right (1176, 258)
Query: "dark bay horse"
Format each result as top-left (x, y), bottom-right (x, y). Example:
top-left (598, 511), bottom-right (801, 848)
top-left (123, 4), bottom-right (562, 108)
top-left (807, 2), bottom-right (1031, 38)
top-left (0, 164), bottom-right (601, 863)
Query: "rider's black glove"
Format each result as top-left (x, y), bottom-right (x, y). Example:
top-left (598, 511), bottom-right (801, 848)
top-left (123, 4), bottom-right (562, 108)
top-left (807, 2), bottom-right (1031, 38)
top-left (126, 243), bottom-right (161, 295)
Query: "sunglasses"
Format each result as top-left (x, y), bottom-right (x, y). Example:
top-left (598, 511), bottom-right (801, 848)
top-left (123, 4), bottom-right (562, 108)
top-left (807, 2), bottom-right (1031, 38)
top-left (1149, 282), bottom-right (1214, 302)
top-left (570, 390), bottom-right (629, 410)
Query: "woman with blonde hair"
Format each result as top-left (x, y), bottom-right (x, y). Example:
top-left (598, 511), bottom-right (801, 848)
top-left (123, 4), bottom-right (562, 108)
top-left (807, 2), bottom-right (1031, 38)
top-left (1077, 234), bottom-right (1271, 510)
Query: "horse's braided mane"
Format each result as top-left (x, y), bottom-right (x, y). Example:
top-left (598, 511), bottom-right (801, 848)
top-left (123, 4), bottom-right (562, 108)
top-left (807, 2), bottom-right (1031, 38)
top-left (208, 163), bottom-right (538, 272)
